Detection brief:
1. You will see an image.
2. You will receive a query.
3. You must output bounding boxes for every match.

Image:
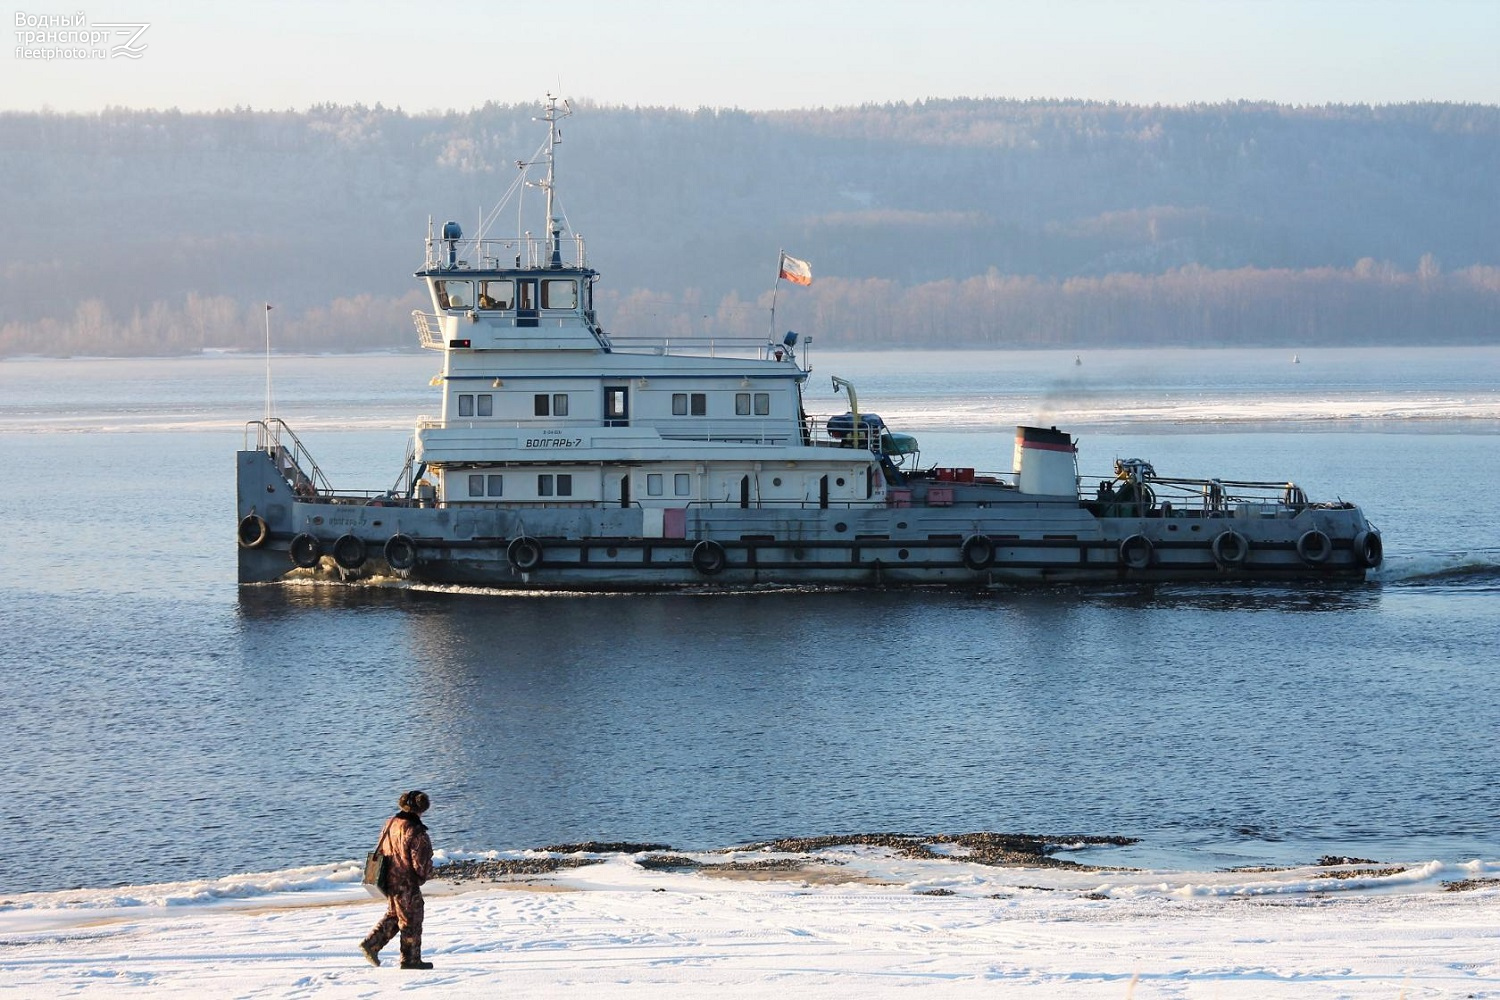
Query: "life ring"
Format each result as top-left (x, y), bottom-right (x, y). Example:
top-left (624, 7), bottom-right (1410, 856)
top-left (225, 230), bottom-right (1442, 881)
top-left (288, 532), bottom-right (322, 568)
top-left (690, 539), bottom-right (727, 576)
top-left (960, 534), bottom-right (995, 571)
top-left (1211, 529), bottom-right (1250, 568)
top-left (237, 513), bottom-right (269, 549)
top-left (507, 536), bottom-right (543, 573)
top-left (384, 534), bottom-right (418, 572)
top-left (332, 533), bottom-right (367, 571)
top-left (1353, 529), bottom-right (1383, 569)
top-left (1296, 529), bottom-right (1332, 565)
top-left (1119, 533), bottom-right (1154, 570)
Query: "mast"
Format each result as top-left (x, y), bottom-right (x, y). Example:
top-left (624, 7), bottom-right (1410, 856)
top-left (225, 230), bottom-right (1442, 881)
top-left (538, 94), bottom-right (571, 267)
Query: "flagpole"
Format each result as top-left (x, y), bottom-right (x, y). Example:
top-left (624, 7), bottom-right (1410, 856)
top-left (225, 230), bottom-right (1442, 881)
top-left (768, 251), bottom-right (783, 339)
top-left (263, 303), bottom-right (274, 424)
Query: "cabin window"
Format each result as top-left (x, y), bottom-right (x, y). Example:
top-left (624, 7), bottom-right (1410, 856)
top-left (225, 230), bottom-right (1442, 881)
top-left (541, 279), bottom-right (577, 309)
top-left (672, 392), bottom-right (706, 416)
top-left (674, 473), bottom-right (691, 496)
top-left (479, 280), bottom-right (513, 310)
top-left (534, 393), bottom-right (570, 417)
top-left (538, 474), bottom-right (573, 498)
top-left (647, 473), bottom-right (663, 496)
top-left (435, 280), bottom-right (472, 311)
top-left (477, 393), bottom-right (493, 417)
top-left (468, 474), bottom-right (484, 497)
top-left (458, 394), bottom-right (474, 417)
top-left (487, 474), bottom-right (504, 497)
top-left (736, 392), bottom-right (769, 416)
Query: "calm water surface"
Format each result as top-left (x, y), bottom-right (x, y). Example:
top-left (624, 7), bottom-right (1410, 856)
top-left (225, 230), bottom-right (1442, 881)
top-left (1, 349), bottom-right (1497, 892)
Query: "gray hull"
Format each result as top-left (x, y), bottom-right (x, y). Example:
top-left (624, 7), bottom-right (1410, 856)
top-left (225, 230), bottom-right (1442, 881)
top-left (237, 450), bottom-right (1378, 589)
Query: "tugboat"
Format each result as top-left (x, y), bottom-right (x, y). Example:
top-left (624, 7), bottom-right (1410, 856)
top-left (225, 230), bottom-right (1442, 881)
top-left (237, 97), bottom-right (1382, 589)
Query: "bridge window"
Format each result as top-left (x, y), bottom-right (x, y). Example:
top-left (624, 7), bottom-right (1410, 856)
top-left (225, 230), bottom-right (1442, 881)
top-left (672, 392), bottom-right (706, 416)
top-left (435, 280), bottom-right (472, 311)
top-left (541, 278), bottom-right (577, 309)
top-left (479, 280), bottom-right (513, 310)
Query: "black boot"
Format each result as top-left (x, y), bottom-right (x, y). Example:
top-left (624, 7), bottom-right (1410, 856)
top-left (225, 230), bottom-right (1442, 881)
top-left (359, 940), bottom-right (380, 967)
top-left (400, 959), bottom-right (434, 970)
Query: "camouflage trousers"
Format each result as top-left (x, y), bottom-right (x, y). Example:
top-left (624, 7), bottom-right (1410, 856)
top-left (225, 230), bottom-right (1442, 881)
top-left (361, 887), bottom-right (425, 964)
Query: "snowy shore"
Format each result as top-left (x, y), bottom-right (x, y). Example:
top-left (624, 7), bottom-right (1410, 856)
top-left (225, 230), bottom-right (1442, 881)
top-left (3, 842), bottom-right (1497, 998)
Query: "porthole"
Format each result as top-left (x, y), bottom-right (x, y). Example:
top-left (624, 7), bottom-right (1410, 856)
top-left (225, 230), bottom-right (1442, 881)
top-left (834, 522), bottom-right (847, 532)
top-left (896, 521), bottom-right (908, 530)
top-left (772, 477), bottom-right (783, 487)
top-left (897, 549), bottom-right (910, 560)
top-left (836, 477), bottom-right (846, 487)
top-left (606, 547), bottom-right (619, 557)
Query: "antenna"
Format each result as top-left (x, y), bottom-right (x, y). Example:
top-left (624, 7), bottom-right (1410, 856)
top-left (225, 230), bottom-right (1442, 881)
top-left (263, 303), bottom-right (274, 423)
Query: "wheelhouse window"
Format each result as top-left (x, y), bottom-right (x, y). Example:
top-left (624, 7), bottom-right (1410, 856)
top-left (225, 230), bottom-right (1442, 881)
top-left (534, 393), bottom-right (569, 417)
top-left (541, 278), bottom-right (577, 309)
top-left (479, 280), bottom-right (514, 310)
top-left (435, 280), bottom-right (472, 311)
top-left (672, 392), bottom-right (707, 416)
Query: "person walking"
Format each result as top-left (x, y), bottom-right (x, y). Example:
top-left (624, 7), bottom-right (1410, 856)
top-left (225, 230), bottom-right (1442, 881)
top-left (360, 790), bottom-right (435, 969)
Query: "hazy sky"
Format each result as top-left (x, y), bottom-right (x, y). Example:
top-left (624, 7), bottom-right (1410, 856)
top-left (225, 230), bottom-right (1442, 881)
top-left (5, 0), bottom-right (1497, 112)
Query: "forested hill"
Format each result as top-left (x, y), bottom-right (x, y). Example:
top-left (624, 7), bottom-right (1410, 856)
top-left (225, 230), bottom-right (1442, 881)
top-left (2, 98), bottom-right (1498, 356)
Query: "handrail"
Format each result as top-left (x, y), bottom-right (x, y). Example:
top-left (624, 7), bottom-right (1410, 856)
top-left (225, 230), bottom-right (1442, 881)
top-left (411, 311), bottom-right (443, 350)
top-left (245, 418), bottom-right (334, 497)
top-left (423, 234), bottom-right (588, 271)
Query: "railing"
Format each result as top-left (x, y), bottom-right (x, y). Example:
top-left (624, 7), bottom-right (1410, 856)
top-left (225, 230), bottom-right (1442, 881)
top-left (412, 311), bottom-right (443, 350)
top-left (245, 418), bottom-right (334, 497)
top-left (1082, 474), bottom-right (1324, 516)
top-left (423, 234), bottom-right (587, 272)
top-left (602, 335), bottom-right (794, 361)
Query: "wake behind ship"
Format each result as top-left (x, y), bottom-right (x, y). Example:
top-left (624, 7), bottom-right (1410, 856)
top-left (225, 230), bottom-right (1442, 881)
top-left (237, 97), bottom-right (1382, 590)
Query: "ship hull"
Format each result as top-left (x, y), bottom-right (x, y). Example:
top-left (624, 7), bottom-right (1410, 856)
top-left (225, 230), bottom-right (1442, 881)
top-left (237, 451), bottom-right (1377, 589)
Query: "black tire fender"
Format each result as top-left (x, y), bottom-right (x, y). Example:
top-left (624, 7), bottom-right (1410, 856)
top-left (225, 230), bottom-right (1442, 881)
top-left (1353, 529), bottom-right (1383, 569)
top-left (1211, 529), bottom-right (1250, 568)
top-left (237, 513), bottom-right (269, 549)
top-left (332, 533), bottom-right (367, 571)
top-left (1119, 533), bottom-right (1154, 570)
top-left (960, 534), bottom-right (995, 571)
top-left (691, 539), bottom-right (727, 576)
top-left (507, 536), bottom-right (543, 573)
top-left (384, 533), bottom-right (418, 572)
top-left (1296, 529), bottom-right (1332, 565)
top-left (288, 532), bottom-right (322, 568)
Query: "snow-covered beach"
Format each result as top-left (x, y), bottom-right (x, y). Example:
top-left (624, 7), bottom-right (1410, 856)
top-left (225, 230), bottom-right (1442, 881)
top-left (5, 841), bottom-right (1496, 998)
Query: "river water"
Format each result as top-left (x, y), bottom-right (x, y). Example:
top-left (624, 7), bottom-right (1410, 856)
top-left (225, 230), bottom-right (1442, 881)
top-left (1, 347), bottom-right (1497, 892)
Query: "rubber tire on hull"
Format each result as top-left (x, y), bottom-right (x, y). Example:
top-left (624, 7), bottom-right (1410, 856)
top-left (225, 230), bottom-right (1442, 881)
top-left (1119, 534), bottom-right (1154, 570)
top-left (289, 533), bottom-right (322, 568)
top-left (508, 537), bottom-right (543, 573)
top-left (237, 514), bottom-right (269, 549)
top-left (960, 534), bottom-right (996, 571)
top-left (691, 539), bottom-right (727, 576)
top-left (384, 534), bottom-right (418, 572)
top-left (1211, 529), bottom-right (1250, 569)
top-left (332, 533), bottom-right (367, 571)
top-left (1353, 530), bottom-right (1383, 569)
top-left (1296, 529), bottom-right (1332, 565)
